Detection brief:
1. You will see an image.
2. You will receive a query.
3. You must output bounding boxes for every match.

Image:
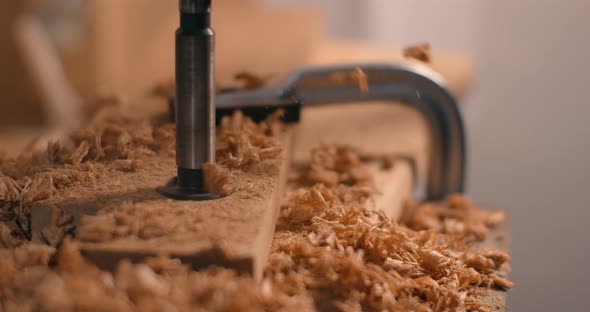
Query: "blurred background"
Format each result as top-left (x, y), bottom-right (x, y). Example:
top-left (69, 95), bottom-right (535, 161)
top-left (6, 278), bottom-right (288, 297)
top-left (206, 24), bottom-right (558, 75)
top-left (1, 0), bottom-right (588, 310)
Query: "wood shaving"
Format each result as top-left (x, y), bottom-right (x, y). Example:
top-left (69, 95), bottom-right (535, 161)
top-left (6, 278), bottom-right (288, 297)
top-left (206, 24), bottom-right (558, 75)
top-left (216, 110), bottom-right (284, 169)
top-left (22, 173), bottom-right (55, 203)
top-left (202, 162), bottom-right (232, 196)
top-left (67, 141), bottom-right (90, 166)
top-left (400, 194), bottom-right (508, 242)
top-left (403, 42), bottom-right (432, 63)
top-left (328, 67), bottom-right (369, 94)
top-left (293, 144), bottom-right (373, 188)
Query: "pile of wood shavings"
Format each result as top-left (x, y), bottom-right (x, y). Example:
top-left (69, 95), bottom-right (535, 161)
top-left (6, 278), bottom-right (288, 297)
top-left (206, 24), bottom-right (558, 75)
top-left (0, 104), bottom-right (511, 311)
top-left (266, 145), bottom-right (512, 311)
top-left (216, 110), bottom-right (284, 169)
top-left (403, 43), bottom-right (432, 63)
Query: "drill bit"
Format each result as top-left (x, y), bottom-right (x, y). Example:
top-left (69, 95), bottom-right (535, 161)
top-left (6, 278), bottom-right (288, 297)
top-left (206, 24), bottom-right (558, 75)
top-left (159, 0), bottom-right (218, 200)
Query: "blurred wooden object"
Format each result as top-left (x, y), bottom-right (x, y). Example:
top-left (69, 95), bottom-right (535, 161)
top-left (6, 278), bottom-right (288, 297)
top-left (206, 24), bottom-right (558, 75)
top-left (0, 3), bottom-right (42, 127)
top-left (0, 0), bottom-right (473, 160)
top-left (59, 0), bottom-right (323, 99)
top-left (0, 1), bottom-right (79, 128)
top-left (14, 14), bottom-right (81, 127)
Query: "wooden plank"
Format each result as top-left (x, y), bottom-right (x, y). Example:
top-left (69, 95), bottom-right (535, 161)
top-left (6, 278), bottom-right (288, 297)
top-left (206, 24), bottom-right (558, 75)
top-left (30, 128), bottom-right (294, 281)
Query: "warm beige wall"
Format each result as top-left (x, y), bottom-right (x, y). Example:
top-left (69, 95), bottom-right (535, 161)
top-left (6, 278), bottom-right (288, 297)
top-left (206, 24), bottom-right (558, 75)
top-left (0, 0), bottom-right (324, 129)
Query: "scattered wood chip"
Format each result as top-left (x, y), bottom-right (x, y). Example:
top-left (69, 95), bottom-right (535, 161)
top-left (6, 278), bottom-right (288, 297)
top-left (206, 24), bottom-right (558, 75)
top-left (403, 42), bottom-right (432, 63)
top-left (202, 162), bottom-right (232, 196)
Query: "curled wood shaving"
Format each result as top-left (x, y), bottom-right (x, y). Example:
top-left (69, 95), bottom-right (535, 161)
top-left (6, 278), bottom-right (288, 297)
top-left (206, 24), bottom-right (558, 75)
top-left (22, 173), bottom-right (55, 203)
top-left (67, 141), bottom-right (90, 166)
top-left (216, 110), bottom-right (284, 169)
top-left (202, 162), bottom-right (232, 196)
top-left (403, 42), bottom-right (432, 63)
top-left (294, 144), bottom-right (373, 188)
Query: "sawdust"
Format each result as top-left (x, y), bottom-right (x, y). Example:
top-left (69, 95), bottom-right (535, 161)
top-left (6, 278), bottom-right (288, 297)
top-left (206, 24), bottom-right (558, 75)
top-left (403, 43), bottom-right (432, 63)
top-left (400, 194), bottom-right (507, 242)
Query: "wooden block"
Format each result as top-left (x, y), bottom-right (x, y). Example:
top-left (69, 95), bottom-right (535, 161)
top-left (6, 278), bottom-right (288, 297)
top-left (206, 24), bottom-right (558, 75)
top-left (31, 129), bottom-right (294, 281)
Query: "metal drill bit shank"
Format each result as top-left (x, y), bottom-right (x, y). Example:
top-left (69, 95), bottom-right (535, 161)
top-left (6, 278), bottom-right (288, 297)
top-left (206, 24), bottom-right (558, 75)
top-left (158, 0), bottom-right (218, 200)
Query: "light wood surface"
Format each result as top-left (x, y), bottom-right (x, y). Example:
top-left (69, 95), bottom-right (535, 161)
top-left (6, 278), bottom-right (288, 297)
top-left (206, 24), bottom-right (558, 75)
top-left (371, 160), bottom-right (414, 220)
